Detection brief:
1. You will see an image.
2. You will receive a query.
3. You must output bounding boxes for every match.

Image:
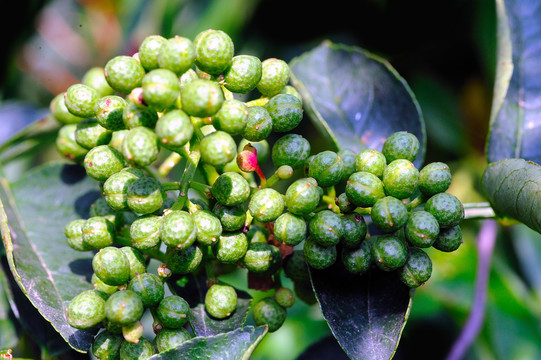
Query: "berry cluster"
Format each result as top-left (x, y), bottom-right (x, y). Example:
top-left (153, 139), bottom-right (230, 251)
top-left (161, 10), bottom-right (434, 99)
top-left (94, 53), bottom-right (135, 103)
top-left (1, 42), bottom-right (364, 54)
top-left (50, 27), bottom-right (464, 357)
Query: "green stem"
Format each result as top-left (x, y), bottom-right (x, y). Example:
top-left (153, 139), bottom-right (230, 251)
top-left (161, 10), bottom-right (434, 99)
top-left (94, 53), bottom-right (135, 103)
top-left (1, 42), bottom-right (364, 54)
top-left (406, 193), bottom-right (425, 211)
top-left (245, 97), bottom-right (270, 107)
top-left (202, 163), bottom-right (220, 186)
top-left (189, 181), bottom-right (212, 196)
top-left (172, 143), bottom-right (201, 211)
top-left (162, 182), bottom-right (181, 191)
top-left (186, 198), bottom-right (203, 214)
top-left (463, 202), bottom-right (497, 220)
top-left (354, 207), bottom-right (372, 215)
top-left (158, 152), bottom-right (183, 178)
top-left (322, 195), bottom-right (340, 214)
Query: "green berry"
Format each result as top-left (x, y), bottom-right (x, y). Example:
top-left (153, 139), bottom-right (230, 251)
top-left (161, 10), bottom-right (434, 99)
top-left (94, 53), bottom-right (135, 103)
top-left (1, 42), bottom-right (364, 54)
top-left (309, 210), bottom-right (344, 247)
top-left (160, 210), bottom-right (197, 249)
top-left (418, 162), bottom-right (452, 197)
top-left (138, 35), bottom-right (166, 71)
top-left (271, 133), bottom-right (311, 169)
top-left (425, 192), bottom-right (464, 228)
top-left (64, 83), bottom-right (99, 118)
top-left (223, 55), bottom-right (262, 93)
top-left (284, 177), bottom-right (321, 216)
top-left (92, 273), bottom-right (119, 297)
top-left (92, 246), bottom-right (131, 286)
top-left (280, 85), bottom-right (302, 105)
top-left (243, 106), bottom-right (273, 142)
top-left (142, 69), bottom-right (180, 111)
top-left (122, 102), bottom-right (159, 129)
top-left (248, 188), bottom-right (285, 222)
top-left (153, 328), bottom-right (192, 353)
top-left (65, 219), bottom-right (92, 251)
top-left (180, 78), bottom-right (224, 117)
top-left (119, 337), bottom-right (155, 360)
top-left (382, 159), bottom-right (419, 200)
top-left (433, 225), bottom-right (462, 252)
top-left (82, 67), bottom-right (115, 97)
top-left (92, 330), bottom-right (123, 360)
top-left (50, 93), bottom-right (84, 124)
top-left (194, 29), bottom-right (234, 75)
top-left (157, 36), bottom-right (195, 75)
top-left (274, 287), bottom-right (295, 308)
top-left (104, 55), bottom-right (146, 94)
top-left (252, 297), bottom-right (287, 332)
top-left (213, 99), bottom-right (249, 135)
top-left (105, 290), bottom-right (144, 326)
top-left (192, 209), bottom-right (223, 246)
top-left (340, 214), bottom-right (367, 248)
top-left (103, 168), bottom-right (146, 211)
top-left (294, 280), bottom-right (317, 305)
top-left (398, 247), bottom-right (432, 288)
top-left (283, 250), bottom-right (310, 283)
top-left (371, 235), bottom-right (408, 271)
top-left (75, 118), bottom-right (112, 149)
top-left (67, 290), bottom-right (107, 329)
top-left (265, 93), bottom-right (303, 132)
top-left (214, 231), bottom-right (248, 264)
top-left (355, 149), bottom-right (387, 178)
top-left (122, 126), bottom-right (160, 166)
top-left (335, 192), bottom-right (356, 214)
top-left (370, 196), bottom-right (409, 233)
top-left (257, 58), bottom-right (290, 97)
top-left (341, 237), bottom-right (375, 275)
top-left (82, 216), bottom-right (116, 249)
top-left (126, 176), bottom-right (165, 215)
top-left (338, 148), bottom-right (357, 182)
top-left (303, 236), bottom-right (337, 270)
top-left (404, 210), bottom-right (440, 248)
top-left (83, 145), bottom-right (126, 181)
top-left (212, 203), bottom-right (246, 232)
top-left (205, 284), bottom-right (238, 319)
top-left (308, 150), bottom-right (345, 188)
top-left (242, 242), bottom-right (282, 277)
top-left (156, 295), bottom-right (190, 328)
top-left (95, 95), bottom-right (127, 131)
top-left (273, 212), bottom-right (307, 246)
top-left (345, 171), bottom-right (386, 207)
top-left (119, 246), bottom-right (147, 279)
top-left (164, 244), bottom-right (203, 274)
top-left (200, 130), bottom-right (237, 166)
top-left (246, 224), bottom-right (269, 244)
top-left (211, 171), bottom-right (251, 206)
top-left (382, 131), bottom-right (420, 163)
top-left (128, 272), bottom-right (165, 307)
top-left (155, 109), bottom-right (193, 151)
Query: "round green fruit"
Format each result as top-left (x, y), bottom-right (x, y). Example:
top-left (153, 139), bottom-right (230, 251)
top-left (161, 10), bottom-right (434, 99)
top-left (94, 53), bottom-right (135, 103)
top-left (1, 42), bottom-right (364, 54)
top-left (200, 130), bottom-right (237, 167)
top-left (309, 210), bottom-right (344, 247)
top-left (153, 328), bottom-right (192, 353)
top-left (398, 247), bottom-right (432, 288)
top-left (92, 246), bottom-right (131, 286)
top-left (211, 171), bottom-right (251, 206)
top-left (128, 273), bottom-right (165, 307)
top-left (381, 131), bottom-right (420, 163)
top-left (242, 242), bottom-right (282, 277)
top-left (370, 196), bottom-right (409, 233)
top-left (345, 171), bottom-right (386, 207)
top-left (104, 55), bottom-right (146, 94)
top-left (418, 162), bottom-right (453, 197)
top-left (156, 295), bottom-right (190, 328)
top-left (303, 237), bottom-right (337, 270)
top-left (252, 297), bottom-right (287, 332)
top-left (160, 210), bottom-right (197, 249)
top-left (67, 290), bottom-right (106, 329)
top-left (104, 290), bottom-right (144, 326)
top-left (425, 192), bottom-right (464, 228)
top-left (271, 133), bottom-right (311, 170)
top-left (248, 188), bottom-right (285, 222)
top-left (404, 210), bottom-right (440, 248)
top-left (273, 212), bottom-right (307, 246)
top-left (371, 235), bottom-right (408, 271)
top-left (64, 83), bottom-right (99, 118)
top-left (204, 284), bottom-right (238, 319)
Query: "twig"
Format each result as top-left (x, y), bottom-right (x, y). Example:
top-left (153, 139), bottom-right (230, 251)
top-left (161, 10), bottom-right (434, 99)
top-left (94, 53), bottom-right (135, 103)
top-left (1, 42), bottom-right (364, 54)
top-left (445, 219), bottom-right (498, 360)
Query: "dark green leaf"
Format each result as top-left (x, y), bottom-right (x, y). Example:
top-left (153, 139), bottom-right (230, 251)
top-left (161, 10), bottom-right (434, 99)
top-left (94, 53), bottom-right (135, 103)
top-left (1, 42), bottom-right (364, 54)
top-left (486, 0), bottom-right (541, 163)
top-left (309, 263), bottom-right (414, 360)
top-left (149, 325), bottom-right (267, 360)
top-left (289, 41), bottom-right (426, 168)
top-left (0, 264), bottom-right (18, 349)
top-left (482, 158), bottom-right (541, 233)
top-left (0, 162), bottom-right (100, 352)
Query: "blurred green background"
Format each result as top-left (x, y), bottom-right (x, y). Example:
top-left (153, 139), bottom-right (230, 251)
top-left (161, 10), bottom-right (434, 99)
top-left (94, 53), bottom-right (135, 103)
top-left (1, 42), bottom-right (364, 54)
top-left (2, 0), bottom-right (541, 359)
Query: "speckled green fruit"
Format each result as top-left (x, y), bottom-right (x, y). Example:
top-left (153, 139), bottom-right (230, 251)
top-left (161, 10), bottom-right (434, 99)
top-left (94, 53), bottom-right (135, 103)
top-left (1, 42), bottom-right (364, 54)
top-left (419, 162), bottom-right (452, 196)
top-left (200, 130), bottom-right (237, 166)
top-left (105, 290), bottom-right (144, 325)
top-left (56, 124), bottom-right (89, 162)
top-left (92, 330), bottom-right (123, 360)
top-left (75, 118), bottom-right (112, 149)
top-left (104, 55), bottom-right (146, 94)
top-left (92, 273), bottom-right (119, 297)
top-left (103, 167), bottom-right (145, 211)
top-left (82, 216), bottom-right (116, 249)
top-left (205, 284), bottom-right (238, 319)
top-left (94, 95), bottom-right (127, 131)
top-left (128, 273), bottom-right (164, 307)
top-left (122, 126), bottom-right (160, 166)
top-left (211, 172), bottom-right (251, 206)
top-left (155, 109), bottom-right (193, 151)
top-left (274, 287), bottom-right (295, 308)
top-left (194, 29), bottom-right (234, 75)
top-left (119, 337), bottom-right (154, 360)
top-left (425, 192), bottom-right (464, 228)
top-left (156, 295), bottom-right (190, 328)
top-left (433, 225), bottom-right (462, 252)
top-left (271, 133), bottom-right (311, 169)
top-left (265, 93), bottom-right (303, 133)
top-left (341, 237), bottom-right (375, 275)
top-left (212, 203), bottom-right (246, 232)
top-left (341, 214), bottom-right (367, 248)
top-left (223, 55), bottom-right (262, 93)
top-left (122, 102), bottom-right (159, 129)
top-left (67, 290), bottom-right (107, 329)
top-left (405, 210), bottom-right (440, 248)
top-left (160, 210), bottom-right (197, 249)
top-left (257, 58), bottom-right (290, 97)
top-left (338, 148), bottom-right (357, 182)
top-left (243, 106), bottom-right (273, 142)
top-left (382, 131), bottom-right (420, 163)
top-left (398, 247), bottom-right (432, 287)
top-left (192, 209), bottom-right (223, 246)
top-left (252, 297), bottom-right (286, 332)
top-left (371, 196), bottom-right (409, 233)
top-left (284, 177), bottom-right (320, 216)
top-left (371, 235), bottom-right (408, 271)
top-left (142, 69), bottom-right (180, 111)
top-left (119, 246), bottom-right (146, 279)
top-left (82, 67), bottom-right (115, 97)
top-left (283, 250), bottom-right (310, 283)
top-left (336, 192), bottom-right (355, 214)
top-left (180, 78), bottom-right (224, 117)
top-left (303, 237), bottom-right (337, 270)
top-left (355, 149), bottom-right (387, 178)
top-left (246, 224), bottom-right (268, 244)
top-left (294, 280), bottom-right (317, 305)
top-left (309, 210), bottom-right (344, 247)
top-left (92, 246), bottom-right (130, 286)
top-left (64, 83), bottom-right (99, 118)
top-left (382, 159), bottom-right (419, 199)
top-left (126, 176), bottom-right (165, 215)
top-left (214, 231), bottom-right (248, 264)
top-left (273, 212), bottom-right (307, 246)
top-left (248, 188), bottom-right (285, 222)
top-left (138, 35), bottom-right (166, 71)
top-left (65, 219), bottom-right (92, 251)
top-left (50, 93), bottom-right (85, 124)
top-left (154, 328), bottom-right (192, 353)
top-left (165, 245), bottom-right (203, 274)
top-left (157, 36), bottom-right (195, 75)
top-left (345, 171), bottom-right (386, 207)
top-left (308, 150), bottom-right (345, 188)
top-left (84, 145), bottom-right (126, 181)
top-left (242, 242), bottom-right (282, 276)
top-left (214, 99), bottom-right (249, 135)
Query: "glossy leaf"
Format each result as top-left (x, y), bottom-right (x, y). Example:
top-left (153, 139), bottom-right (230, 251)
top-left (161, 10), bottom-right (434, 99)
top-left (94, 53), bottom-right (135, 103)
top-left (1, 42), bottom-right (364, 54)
top-left (486, 0), bottom-right (541, 163)
top-left (149, 325), bottom-right (267, 360)
top-left (0, 265), bottom-right (18, 349)
top-left (289, 41), bottom-right (426, 168)
top-left (0, 162), bottom-right (100, 352)
top-left (309, 263), bottom-right (414, 360)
